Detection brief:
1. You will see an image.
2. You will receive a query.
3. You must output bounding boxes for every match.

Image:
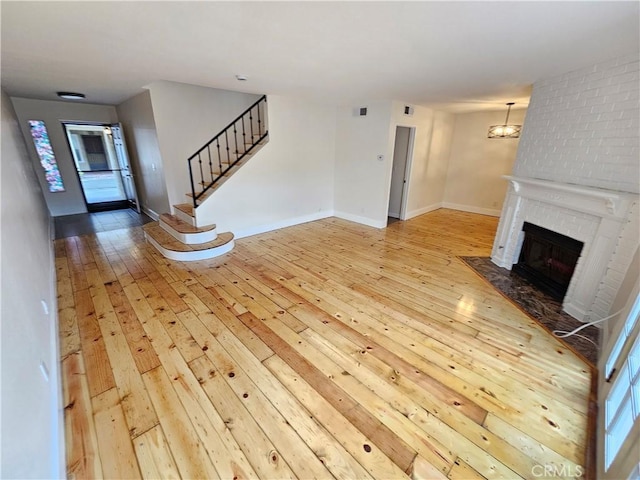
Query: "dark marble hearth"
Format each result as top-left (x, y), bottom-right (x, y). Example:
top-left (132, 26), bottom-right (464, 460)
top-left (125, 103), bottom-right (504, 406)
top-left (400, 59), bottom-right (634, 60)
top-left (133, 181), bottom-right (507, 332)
top-left (460, 257), bottom-right (600, 366)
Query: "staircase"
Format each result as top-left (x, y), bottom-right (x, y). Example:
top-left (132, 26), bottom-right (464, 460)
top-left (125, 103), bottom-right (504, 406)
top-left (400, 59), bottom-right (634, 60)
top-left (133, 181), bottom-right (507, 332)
top-left (144, 95), bottom-right (268, 261)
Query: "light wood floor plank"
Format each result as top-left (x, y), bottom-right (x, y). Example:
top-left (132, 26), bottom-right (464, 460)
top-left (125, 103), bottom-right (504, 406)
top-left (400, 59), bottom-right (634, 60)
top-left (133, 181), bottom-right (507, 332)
top-left (124, 282), bottom-right (258, 479)
top-left (237, 310), bottom-right (420, 472)
top-left (91, 388), bottom-right (141, 479)
top-left (85, 268), bottom-right (158, 438)
top-left (281, 274), bottom-right (588, 460)
top-left (58, 209), bottom-right (593, 480)
top-left (133, 425), bottom-right (181, 480)
top-left (104, 280), bottom-right (162, 374)
top-left (186, 282), bottom-right (275, 361)
top-left (180, 309), bottom-right (337, 479)
top-left (74, 288), bottom-right (116, 397)
top-left (265, 354), bottom-right (411, 480)
top-left (142, 366), bottom-right (220, 480)
top-left (62, 352), bottom-right (103, 479)
top-left (188, 353), bottom-right (298, 480)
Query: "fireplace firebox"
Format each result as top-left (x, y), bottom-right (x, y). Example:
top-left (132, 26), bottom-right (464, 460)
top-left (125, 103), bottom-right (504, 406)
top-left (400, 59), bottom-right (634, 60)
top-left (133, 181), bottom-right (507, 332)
top-left (512, 222), bottom-right (584, 301)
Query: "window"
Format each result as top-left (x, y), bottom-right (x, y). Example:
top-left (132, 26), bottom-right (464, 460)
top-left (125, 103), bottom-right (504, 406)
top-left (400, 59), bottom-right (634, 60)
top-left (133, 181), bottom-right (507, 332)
top-left (606, 294), bottom-right (640, 381)
top-left (605, 331), bottom-right (640, 469)
top-left (28, 120), bottom-right (64, 192)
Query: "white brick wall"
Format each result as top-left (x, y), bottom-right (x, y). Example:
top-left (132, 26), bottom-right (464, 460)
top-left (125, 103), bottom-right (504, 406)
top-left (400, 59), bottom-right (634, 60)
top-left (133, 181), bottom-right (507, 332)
top-left (514, 53), bottom-right (640, 194)
top-left (591, 201), bottom-right (640, 320)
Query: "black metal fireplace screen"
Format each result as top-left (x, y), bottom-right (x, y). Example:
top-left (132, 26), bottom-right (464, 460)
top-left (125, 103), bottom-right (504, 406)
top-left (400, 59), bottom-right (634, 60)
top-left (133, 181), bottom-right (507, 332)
top-left (512, 222), bottom-right (584, 301)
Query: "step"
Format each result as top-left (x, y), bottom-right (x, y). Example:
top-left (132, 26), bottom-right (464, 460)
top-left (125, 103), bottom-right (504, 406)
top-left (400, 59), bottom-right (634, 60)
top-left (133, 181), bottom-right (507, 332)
top-left (144, 223), bottom-right (234, 261)
top-left (173, 203), bottom-right (195, 225)
top-left (159, 213), bottom-right (217, 244)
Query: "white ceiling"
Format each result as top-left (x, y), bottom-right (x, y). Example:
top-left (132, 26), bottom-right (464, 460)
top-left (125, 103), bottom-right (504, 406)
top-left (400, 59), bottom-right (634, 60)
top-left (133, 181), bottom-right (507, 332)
top-left (1, 1), bottom-right (638, 112)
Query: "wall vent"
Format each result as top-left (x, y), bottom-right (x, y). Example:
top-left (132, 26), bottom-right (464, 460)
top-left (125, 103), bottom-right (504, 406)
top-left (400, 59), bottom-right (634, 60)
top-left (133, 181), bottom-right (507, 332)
top-left (359, 107), bottom-right (368, 116)
top-left (404, 105), bottom-right (414, 116)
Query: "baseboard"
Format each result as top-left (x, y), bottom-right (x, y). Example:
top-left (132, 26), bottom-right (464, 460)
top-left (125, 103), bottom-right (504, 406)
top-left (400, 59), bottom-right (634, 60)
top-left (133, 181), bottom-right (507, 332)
top-left (563, 302), bottom-right (588, 323)
top-left (404, 203), bottom-right (442, 220)
top-left (333, 211), bottom-right (387, 229)
top-left (142, 206), bottom-right (160, 221)
top-left (490, 255), bottom-right (512, 269)
top-left (47, 212), bottom-right (65, 479)
top-left (234, 210), bottom-right (335, 239)
top-left (441, 202), bottom-right (501, 217)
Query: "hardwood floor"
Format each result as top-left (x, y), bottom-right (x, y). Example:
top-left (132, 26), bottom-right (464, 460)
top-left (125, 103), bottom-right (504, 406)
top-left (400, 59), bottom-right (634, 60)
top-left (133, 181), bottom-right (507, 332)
top-left (57, 209), bottom-right (592, 479)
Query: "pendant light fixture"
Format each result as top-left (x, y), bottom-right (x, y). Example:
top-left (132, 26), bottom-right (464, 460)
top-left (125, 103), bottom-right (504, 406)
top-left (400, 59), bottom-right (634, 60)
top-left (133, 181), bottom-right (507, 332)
top-left (488, 102), bottom-right (521, 138)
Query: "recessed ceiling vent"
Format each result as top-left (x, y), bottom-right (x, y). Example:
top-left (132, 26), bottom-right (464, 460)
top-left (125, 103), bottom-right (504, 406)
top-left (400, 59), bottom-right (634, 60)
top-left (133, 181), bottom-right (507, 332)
top-left (359, 107), bottom-right (368, 116)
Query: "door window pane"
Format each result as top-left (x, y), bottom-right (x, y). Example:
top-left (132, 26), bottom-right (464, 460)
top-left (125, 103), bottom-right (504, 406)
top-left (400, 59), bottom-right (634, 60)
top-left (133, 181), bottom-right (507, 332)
top-left (78, 171), bottom-right (127, 203)
top-left (605, 334), bottom-right (640, 469)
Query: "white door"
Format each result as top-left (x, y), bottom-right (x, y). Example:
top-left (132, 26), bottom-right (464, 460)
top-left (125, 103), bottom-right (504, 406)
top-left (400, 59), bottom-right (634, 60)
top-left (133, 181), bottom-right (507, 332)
top-left (388, 126), bottom-right (412, 219)
top-left (110, 123), bottom-right (140, 213)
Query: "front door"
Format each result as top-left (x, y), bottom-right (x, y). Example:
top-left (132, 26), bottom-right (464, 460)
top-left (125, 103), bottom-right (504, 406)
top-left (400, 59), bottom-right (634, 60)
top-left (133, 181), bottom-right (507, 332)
top-left (63, 122), bottom-right (140, 213)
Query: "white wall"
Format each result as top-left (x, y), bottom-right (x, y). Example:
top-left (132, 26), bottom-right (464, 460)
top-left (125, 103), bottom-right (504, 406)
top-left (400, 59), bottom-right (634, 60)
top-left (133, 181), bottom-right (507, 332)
top-left (11, 97), bottom-right (119, 216)
top-left (116, 90), bottom-right (170, 218)
top-left (514, 52), bottom-right (639, 194)
top-left (147, 81), bottom-right (262, 209)
top-left (333, 101), bottom-right (394, 228)
top-left (389, 102), bottom-right (455, 219)
top-left (444, 108), bottom-right (527, 216)
top-left (333, 101), bottom-right (457, 228)
top-left (195, 95), bottom-right (336, 237)
top-left (1, 90), bottom-right (64, 478)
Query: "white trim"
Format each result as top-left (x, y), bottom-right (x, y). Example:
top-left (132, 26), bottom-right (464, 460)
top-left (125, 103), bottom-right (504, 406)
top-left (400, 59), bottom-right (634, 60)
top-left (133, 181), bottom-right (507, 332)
top-left (404, 203), bottom-right (442, 220)
top-left (442, 202), bottom-right (501, 217)
top-left (144, 232), bottom-right (235, 261)
top-left (159, 218), bottom-right (217, 244)
top-left (234, 210), bottom-right (334, 239)
top-left (141, 206), bottom-right (160, 221)
top-left (399, 127), bottom-right (416, 220)
top-left (48, 215), bottom-right (66, 479)
top-left (333, 210), bottom-right (387, 229)
top-left (504, 175), bottom-right (634, 220)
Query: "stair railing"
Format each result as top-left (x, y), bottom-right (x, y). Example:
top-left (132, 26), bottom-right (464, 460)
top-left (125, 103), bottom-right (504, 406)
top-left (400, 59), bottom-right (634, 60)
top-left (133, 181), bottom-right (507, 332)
top-left (187, 95), bottom-right (268, 207)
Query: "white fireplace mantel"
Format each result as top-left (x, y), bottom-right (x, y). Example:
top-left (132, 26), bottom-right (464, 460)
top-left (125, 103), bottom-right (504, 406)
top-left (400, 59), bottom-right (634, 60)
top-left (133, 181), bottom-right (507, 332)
top-left (492, 176), bottom-right (639, 323)
top-left (504, 176), bottom-right (634, 221)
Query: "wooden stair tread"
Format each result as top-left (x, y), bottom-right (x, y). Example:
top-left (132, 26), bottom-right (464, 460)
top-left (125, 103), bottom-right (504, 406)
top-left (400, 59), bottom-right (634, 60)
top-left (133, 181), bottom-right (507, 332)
top-left (173, 203), bottom-right (194, 217)
top-left (160, 214), bottom-right (215, 234)
top-left (144, 223), bottom-right (233, 252)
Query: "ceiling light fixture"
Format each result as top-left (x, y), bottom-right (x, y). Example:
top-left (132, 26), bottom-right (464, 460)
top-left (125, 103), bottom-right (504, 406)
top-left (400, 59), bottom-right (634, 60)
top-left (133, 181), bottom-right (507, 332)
top-left (56, 91), bottom-right (86, 100)
top-left (235, 75), bottom-right (248, 81)
top-left (488, 102), bottom-right (521, 138)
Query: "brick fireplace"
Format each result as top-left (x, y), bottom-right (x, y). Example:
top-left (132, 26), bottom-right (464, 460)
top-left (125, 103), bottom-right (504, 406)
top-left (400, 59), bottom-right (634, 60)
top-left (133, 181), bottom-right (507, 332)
top-left (491, 176), bottom-right (638, 322)
top-left (492, 53), bottom-right (639, 324)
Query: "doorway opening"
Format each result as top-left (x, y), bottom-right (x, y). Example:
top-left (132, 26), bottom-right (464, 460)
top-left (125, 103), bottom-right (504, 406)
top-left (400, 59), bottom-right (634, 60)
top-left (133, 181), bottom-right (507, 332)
top-left (62, 122), bottom-right (140, 213)
top-left (387, 126), bottom-right (415, 220)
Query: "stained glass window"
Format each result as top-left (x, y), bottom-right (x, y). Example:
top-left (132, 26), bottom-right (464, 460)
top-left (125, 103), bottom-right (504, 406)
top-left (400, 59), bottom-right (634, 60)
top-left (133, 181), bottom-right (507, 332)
top-left (28, 120), bottom-right (65, 192)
